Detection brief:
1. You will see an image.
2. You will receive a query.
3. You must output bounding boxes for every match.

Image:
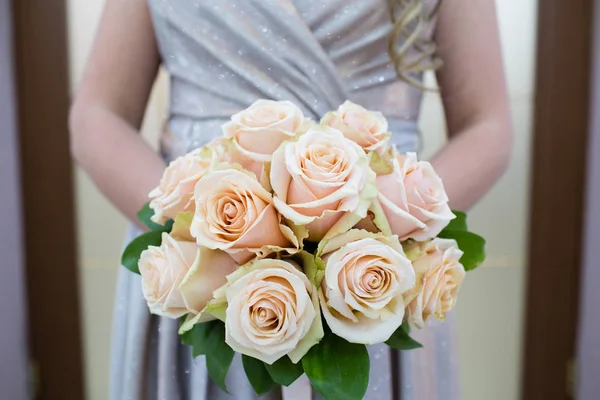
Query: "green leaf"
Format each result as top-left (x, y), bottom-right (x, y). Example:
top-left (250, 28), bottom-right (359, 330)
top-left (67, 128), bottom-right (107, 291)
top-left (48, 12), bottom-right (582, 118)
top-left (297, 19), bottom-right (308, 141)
top-left (137, 202), bottom-right (163, 231)
top-left (121, 231), bottom-right (164, 274)
top-left (302, 332), bottom-right (370, 400)
top-left (190, 321), bottom-right (210, 357)
top-left (385, 322), bottom-right (423, 350)
top-left (180, 329), bottom-right (194, 346)
top-left (122, 204), bottom-right (176, 275)
top-left (265, 356), bottom-right (304, 386)
top-left (190, 321), bottom-right (235, 393)
top-left (136, 201), bottom-right (175, 232)
top-left (206, 349), bottom-right (235, 393)
top-left (189, 320), bottom-right (218, 357)
top-left (438, 230), bottom-right (486, 271)
top-left (179, 316), bottom-right (194, 346)
top-left (242, 356), bottom-right (278, 395)
top-left (444, 210), bottom-right (468, 232)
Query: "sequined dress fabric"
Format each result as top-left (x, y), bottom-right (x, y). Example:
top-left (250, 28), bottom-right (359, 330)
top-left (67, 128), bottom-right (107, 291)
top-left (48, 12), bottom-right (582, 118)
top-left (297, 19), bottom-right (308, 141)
top-left (110, 1), bottom-right (460, 399)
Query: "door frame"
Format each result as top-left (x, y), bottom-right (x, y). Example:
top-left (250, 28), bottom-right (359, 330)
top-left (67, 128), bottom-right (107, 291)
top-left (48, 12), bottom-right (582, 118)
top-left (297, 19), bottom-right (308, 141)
top-left (11, 0), bottom-right (85, 398)
top-left (522, 0), bottom-right (596, 398)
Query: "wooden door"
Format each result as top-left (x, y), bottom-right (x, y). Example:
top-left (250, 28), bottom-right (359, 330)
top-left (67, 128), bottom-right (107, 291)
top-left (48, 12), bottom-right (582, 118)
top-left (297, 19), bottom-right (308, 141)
top-left (11, 0), bottom-right (85, 398)
top-left (522, 0), bottom-right (595, 398)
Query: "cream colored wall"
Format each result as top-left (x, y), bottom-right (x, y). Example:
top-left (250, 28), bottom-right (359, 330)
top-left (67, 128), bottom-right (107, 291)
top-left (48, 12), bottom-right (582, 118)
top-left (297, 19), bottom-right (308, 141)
top-left (67, 1), bottom-right (536, 399)
top-left (419, 1), bottom-right (537, 399)
top-left (67, 1), bottom-right (168, 399)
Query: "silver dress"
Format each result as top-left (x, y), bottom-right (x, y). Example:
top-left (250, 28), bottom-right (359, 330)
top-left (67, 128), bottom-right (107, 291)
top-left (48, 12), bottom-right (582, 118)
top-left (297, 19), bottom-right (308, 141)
top-left (111, 1), bottom-right (460, 399)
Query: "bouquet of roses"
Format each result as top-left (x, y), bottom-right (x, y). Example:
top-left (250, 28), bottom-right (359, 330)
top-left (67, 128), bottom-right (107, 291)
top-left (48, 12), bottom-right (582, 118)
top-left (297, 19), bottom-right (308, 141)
top-left (122, 99), bottom-right (485, 400)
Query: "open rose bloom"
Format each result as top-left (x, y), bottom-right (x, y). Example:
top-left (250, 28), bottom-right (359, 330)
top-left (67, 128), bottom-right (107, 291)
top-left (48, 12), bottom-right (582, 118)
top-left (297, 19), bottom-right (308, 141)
top-left (121, 100), bottom-right (486, 400)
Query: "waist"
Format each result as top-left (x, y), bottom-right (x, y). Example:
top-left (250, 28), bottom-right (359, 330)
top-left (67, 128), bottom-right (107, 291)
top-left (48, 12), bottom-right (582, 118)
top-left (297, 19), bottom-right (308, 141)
top-left (160, 116), bottom-right (420, 161)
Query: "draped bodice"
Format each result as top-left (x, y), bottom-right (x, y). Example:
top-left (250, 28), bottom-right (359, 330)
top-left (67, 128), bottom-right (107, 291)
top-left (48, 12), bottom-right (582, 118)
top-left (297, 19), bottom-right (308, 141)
top-left (148, 0), bottom-right (437, 159)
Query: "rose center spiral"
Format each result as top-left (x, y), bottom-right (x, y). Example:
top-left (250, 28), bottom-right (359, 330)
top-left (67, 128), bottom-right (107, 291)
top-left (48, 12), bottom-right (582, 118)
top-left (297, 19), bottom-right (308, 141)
top-left (251, 305), bottom-right (278, 329)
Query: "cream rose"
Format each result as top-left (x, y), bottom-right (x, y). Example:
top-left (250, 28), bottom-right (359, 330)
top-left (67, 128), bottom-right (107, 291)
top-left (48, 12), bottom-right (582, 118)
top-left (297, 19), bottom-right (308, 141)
top-left (206, 137), bottom-right (266, 183)
top-left (223, 259), bottom-right (323, 364)
top-left (148, 148), bottom-right (214, 225)
top-left (321, 100), bottom-right (391, 152)
top-left (190, 164), bottom-right (301, 264)
top-left (222, 99), bottom-right (311, 162)
top-left (317, 230), bottom-right (416, 344)
top-left (404, 238), bottom-right (466, 330)
top-left (270, 126), bottom-right (377, 241)
top-left (376, 151), bottom-right (455, 241)
top-left (138, 233), bottom-right (236, 318)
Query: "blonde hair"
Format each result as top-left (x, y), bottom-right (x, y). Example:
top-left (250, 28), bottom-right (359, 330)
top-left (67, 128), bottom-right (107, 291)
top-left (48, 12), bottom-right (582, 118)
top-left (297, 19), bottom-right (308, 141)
top-left (388, 0), bottom-right (442, 90)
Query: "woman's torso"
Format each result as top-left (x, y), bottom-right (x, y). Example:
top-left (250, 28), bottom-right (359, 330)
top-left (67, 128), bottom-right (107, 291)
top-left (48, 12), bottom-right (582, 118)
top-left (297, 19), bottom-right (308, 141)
top-left (147, 0), bottom-right (437, 159)
top-left (111, 3), bottom-right (453, 399)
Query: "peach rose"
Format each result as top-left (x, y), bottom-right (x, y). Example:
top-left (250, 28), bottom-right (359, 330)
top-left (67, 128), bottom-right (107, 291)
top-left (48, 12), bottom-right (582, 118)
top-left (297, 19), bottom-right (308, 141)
top-left (138, 233), bottom-right (236, 318)
top-left (321, 100), bottom-right (391, 152)
top-left (403, 238), bottom-right (466, 330)
top-left (222, 99), bottom-right (312, 162)
top-left (316, 230), bottom-right (416, 344)
top-left (190, 164), bottom-right (302, 264)
top-left (148, 148), bottom-right (214, 225)
top-left (270, 126), bottom-right (378, 241)
top-left (206, 137), bottom-right (266, 184)
top-left (221, 259), bottom-right (323, 364)
top-left (376, 151), bottom-right (455, 241)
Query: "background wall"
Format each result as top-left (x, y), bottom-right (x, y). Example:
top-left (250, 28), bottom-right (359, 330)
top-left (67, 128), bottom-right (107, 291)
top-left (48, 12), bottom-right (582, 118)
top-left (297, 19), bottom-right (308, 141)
top-left (67, 2), bottom-right (167, 398)
top-left (419, 1), bottom-right (537, 399)
top-left (67, 1), bottom-right (537, 399)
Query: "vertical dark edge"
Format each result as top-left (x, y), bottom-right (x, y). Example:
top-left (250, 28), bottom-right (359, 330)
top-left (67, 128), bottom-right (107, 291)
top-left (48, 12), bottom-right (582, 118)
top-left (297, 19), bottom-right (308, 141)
top-left (391, 349), bottom-right (401, 399)
top-left (522, 0), bottom-right (594, 398)
top-left (11, 0), bottom-right (85, 398)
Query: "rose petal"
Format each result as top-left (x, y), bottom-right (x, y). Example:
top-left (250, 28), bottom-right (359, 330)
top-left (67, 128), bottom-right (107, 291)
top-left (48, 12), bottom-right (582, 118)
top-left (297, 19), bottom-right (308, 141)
top-left (405, 239), bottom-right (466, 330)
top-left (319, 288), bottom-right (405, 344)
top-left (219, 259), bottom-right (323, 364)
top-left (317, 231), bottom-right (416, 344)
top-left (179, 247), bottom-right (238, 314)
top-left (139, 233), bottom-right (199, 319)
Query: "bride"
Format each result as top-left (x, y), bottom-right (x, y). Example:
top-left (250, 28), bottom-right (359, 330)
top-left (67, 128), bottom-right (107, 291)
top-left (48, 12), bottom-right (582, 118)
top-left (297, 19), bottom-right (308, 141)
top-left (70, 0), bottom-right (511, 399)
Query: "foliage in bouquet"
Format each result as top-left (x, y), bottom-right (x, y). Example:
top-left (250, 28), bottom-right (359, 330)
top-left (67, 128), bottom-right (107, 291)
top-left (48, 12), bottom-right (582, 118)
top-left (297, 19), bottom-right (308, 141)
top-left (121, 99), bottom-right (486, 400)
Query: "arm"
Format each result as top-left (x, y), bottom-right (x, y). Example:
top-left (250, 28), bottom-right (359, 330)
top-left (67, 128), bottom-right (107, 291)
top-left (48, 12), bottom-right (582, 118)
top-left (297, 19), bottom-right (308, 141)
top-left (69, 0), bottom-right (165, 223)
top-left (431, 0), bottom-right (513, 211)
